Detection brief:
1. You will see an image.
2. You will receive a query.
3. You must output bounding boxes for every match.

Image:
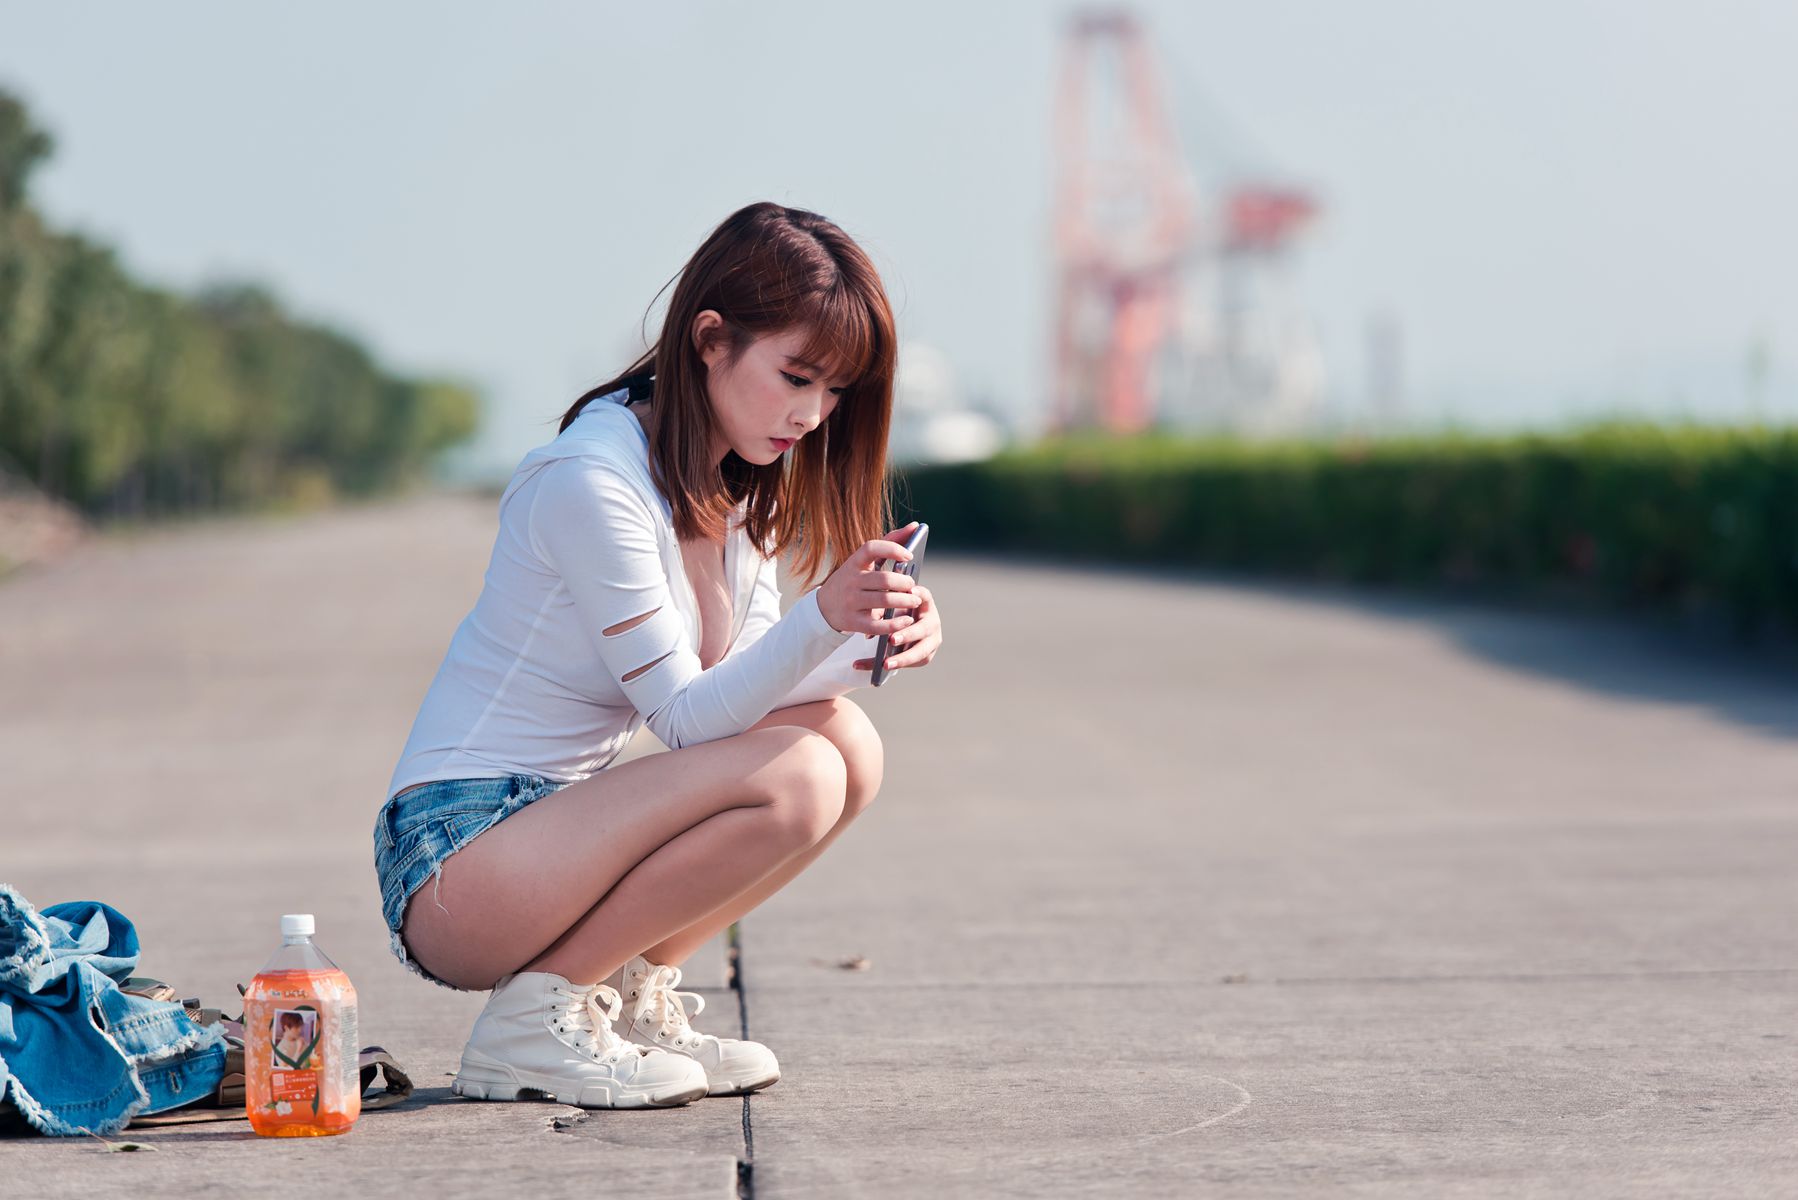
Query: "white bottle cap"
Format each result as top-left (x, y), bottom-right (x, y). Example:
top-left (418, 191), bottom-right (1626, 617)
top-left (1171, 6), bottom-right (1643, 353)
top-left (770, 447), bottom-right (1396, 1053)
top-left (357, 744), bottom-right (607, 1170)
top-left (280, 914), bottom-right (315, 938)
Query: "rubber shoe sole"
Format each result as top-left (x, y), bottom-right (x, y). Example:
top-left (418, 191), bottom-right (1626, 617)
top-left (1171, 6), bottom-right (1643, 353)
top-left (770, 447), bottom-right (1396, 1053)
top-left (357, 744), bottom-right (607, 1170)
top-left (707, 1066), bottom-right (781, 1097)
top-left (453, 1054), bottom-right (707, 1109)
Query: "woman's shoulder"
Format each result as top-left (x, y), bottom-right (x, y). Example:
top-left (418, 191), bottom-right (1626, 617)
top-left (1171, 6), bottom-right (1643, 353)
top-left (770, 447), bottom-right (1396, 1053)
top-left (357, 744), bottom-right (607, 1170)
top-left (552, 391), bottom-right (642, 455)
top-left (526, 451), bottom-right (659, 521)
top-left (510, 397), bottom-right (651, 476)
top-left (497, 398), bottom-right (663, 524)
top-left (512, 454), bottom-right (669, 566)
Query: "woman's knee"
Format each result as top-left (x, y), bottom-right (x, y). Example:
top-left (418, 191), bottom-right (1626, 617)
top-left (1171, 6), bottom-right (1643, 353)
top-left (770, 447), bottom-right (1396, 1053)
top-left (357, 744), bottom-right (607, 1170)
top-left (825, 698), bottom-right (884, 820)
top-left (755, 727), bottom-right (848, 848)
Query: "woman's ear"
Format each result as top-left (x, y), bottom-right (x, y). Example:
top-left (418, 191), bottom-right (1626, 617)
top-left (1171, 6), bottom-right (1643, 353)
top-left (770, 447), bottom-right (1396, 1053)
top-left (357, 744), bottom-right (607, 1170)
top-left (692, 309), bottom-right (726, 368)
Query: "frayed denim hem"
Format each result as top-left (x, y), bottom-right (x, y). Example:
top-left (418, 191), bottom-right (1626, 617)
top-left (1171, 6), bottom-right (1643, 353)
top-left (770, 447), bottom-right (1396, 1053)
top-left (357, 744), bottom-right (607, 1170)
top-left (373, 773), bottom-right (569, 993)
top-left (385, 922), bottom-right (469, 993)
top-left (384, 865), bottom-right (475, 994)
top-left (1, 1042), bottom-right (148, 1137)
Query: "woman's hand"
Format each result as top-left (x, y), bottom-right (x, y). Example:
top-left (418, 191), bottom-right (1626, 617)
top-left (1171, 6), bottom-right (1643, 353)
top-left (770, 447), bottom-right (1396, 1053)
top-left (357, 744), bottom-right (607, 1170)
top-left (853, 580), bottom-right (939, 675)
top-left (817, 522), bottom-right (925, 642)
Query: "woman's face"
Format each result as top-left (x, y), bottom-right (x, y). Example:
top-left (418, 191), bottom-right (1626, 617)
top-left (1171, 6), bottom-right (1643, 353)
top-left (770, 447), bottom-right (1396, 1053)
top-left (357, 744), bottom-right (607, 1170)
top-left (695, 312), bottom-right (848, 465)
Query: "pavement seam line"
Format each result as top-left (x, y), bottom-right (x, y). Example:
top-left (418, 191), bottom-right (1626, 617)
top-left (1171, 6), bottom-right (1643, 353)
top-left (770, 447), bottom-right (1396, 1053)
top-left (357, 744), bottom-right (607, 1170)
top-left (728, 921), bottom-right (755, 1200)
top-left (744, 966), bottom-right (1798, 993)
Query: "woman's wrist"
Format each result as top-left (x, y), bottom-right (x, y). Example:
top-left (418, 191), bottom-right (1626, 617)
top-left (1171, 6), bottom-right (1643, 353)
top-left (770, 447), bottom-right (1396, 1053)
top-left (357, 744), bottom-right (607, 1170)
top-left (804, 587), bottom-right (851, 639)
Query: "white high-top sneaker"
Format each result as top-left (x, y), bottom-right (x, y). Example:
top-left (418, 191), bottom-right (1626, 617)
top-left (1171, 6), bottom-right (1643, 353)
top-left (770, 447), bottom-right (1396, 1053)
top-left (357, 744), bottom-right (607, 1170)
top-left (611, 954), bottom-right (781, 1096)
top-left (452, 970), bottom-right (709, 1108)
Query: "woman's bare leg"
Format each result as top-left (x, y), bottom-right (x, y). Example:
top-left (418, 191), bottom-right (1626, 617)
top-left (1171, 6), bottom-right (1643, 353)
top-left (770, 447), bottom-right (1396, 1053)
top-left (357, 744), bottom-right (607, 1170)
top-left (642, 696), bottom-right (884, 966)
top-left (400, 724), bottom-right (846, 990)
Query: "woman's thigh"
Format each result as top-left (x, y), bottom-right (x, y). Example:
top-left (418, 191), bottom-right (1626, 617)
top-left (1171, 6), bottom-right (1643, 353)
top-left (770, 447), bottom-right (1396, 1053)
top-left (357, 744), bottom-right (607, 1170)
top-left (401, 723), bottom-right (843, 988)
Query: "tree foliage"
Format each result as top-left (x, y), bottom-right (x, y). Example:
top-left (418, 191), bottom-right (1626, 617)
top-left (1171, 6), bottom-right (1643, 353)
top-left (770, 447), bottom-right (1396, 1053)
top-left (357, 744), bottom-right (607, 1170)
top-left (0, 88), bottom-right (478, 515)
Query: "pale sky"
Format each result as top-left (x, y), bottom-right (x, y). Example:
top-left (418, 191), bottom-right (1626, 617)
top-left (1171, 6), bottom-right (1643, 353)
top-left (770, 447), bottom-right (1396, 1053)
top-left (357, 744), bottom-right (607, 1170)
top-left (5, 1), bottom-right (1795, 475)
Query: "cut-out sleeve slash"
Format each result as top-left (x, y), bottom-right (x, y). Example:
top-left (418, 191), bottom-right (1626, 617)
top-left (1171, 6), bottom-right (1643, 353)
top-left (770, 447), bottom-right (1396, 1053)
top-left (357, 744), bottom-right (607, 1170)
top-left (527, 456), bottom-right (854, 749)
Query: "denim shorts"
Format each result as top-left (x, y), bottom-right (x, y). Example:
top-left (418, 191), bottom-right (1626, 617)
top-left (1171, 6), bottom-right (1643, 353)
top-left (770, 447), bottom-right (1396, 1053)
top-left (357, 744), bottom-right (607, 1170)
top-left (371, 773), bottom-right (569, 990)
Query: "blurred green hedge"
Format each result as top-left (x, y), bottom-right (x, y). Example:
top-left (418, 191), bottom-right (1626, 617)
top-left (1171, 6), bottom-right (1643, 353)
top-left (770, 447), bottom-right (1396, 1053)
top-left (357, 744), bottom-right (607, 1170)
top-left (895, 422), bottom-right (1798, 641)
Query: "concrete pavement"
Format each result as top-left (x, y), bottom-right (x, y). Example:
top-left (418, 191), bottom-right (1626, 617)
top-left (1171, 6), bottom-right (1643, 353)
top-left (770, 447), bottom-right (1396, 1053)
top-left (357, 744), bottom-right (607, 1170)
top-left (2, 492), bottom-right (1794, 1197)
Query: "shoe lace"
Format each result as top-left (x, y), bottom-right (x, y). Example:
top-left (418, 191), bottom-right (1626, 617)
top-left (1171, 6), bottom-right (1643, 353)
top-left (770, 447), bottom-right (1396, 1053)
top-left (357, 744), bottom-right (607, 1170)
top-left (636, 964), bottom-right (709, 1051)
top-left (551, 982), bottom-right (637, 1064)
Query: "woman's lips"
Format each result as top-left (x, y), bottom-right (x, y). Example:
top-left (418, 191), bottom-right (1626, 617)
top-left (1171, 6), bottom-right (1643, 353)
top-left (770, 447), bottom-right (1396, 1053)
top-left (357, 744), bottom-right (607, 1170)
top-left (771, 437), bottom-right (796, 451)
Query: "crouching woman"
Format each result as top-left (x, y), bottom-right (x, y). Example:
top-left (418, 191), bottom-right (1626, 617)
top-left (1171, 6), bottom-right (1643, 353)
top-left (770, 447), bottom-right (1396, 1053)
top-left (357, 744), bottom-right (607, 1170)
top-left (372, 202), bottom-right (942, 1110)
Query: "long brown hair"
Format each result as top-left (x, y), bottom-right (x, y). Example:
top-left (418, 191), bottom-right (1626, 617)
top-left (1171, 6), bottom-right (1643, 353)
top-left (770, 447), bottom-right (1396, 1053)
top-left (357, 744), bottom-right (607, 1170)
top-left (559, 202), bottom-right (897, 590)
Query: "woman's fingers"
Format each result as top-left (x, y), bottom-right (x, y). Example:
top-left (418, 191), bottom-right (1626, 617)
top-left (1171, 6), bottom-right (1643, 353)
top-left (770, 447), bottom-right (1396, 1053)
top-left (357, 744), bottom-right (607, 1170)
top-left (843, 606), bottom-right (917, 638)
top-left (860, 570), bottom-right (919, 602)
top-left (864, 590), bottom-right (923, 611)
top-left (868, 569), bottom-right (916, 591)
top-left (872, 610), bottom-right (916, 634)
top-left (861, 584), bottom-right (939, 672)
top-left (821, 531), bottom-right (919, 635)
top-left (857, 631), bottom-right (932, 672)
top-left (827, 601), bottom-right (907, 638)
top-left (897, 585), bottom-right (930, 616)
top-left (860, 539), bottom-right (914, 568)
top-left (835, 527), bottom-right (923, 639)
top-left (881, 521), bottom-right (921, 542)
top-left (848, 570), bottom-right (920, 617)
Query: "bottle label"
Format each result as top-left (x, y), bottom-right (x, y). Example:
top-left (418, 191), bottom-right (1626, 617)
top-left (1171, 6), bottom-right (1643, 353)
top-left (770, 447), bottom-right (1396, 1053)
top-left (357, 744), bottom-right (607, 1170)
top-left (244, 971), bottom-right (359, 1131)
top-left (267, 1005), bottom-right (322, 1115)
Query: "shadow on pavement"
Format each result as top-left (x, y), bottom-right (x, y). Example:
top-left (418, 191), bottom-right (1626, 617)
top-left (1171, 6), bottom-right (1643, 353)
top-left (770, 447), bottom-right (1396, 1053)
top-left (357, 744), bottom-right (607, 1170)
top-left (962, 548), bottom-right (1798, 742)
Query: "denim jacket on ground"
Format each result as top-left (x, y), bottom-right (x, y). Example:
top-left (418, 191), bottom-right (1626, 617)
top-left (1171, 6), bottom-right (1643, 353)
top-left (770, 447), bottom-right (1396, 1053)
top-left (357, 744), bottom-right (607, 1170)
top-left (0, 883), bottom-right (228, 1135)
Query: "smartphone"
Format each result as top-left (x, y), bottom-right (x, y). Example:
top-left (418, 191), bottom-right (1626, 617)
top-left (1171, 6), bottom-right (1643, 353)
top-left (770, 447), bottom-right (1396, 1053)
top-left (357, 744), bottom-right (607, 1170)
top-left (870, 522), bottom-right (929, 687)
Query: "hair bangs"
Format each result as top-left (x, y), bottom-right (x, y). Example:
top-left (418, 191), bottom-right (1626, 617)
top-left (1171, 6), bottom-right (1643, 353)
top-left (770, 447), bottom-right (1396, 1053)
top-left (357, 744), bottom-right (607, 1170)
top-left (790, 284), bottom-right (879, 389)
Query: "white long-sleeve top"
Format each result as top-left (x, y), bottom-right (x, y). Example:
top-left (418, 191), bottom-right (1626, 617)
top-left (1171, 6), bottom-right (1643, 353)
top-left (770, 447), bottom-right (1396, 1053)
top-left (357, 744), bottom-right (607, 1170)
top-left (385, 386), bottom-right (868, 799)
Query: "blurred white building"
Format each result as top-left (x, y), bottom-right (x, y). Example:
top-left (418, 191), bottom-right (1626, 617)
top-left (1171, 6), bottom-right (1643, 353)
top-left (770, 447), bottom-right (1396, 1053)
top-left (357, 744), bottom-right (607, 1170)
top-left (886, 342), bottom-right (1009, 466)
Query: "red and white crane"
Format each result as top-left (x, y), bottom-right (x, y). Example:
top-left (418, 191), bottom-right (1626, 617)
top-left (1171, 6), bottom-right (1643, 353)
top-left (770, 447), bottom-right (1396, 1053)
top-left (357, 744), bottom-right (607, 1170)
top-left (1050, 7), bottom-right (1323, 436)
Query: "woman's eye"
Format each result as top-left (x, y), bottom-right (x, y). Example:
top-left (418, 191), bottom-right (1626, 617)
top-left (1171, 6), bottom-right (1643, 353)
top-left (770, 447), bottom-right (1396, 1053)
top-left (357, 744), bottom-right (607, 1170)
top-left (783, 371), bottom-right (847, 397)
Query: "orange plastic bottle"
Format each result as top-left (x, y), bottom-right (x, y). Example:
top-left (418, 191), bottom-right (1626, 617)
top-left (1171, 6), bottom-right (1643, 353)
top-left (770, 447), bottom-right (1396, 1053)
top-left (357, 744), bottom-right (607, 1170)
top-left (243, 914), bottom-right (360, 1137)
